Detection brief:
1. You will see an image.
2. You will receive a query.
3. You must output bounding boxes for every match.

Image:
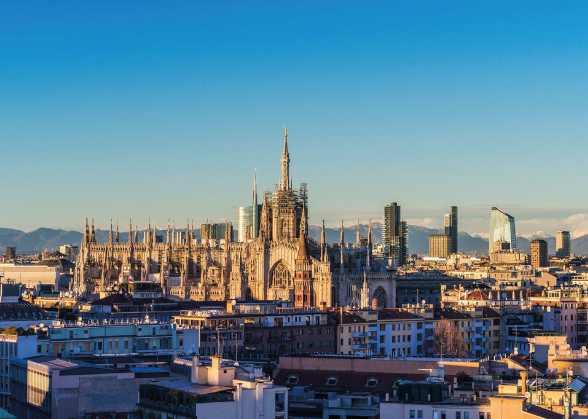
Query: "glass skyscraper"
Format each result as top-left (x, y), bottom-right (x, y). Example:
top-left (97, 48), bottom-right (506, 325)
top-left (383, 202), bottom-right (408, 265)
top-left (444, 206), bottom-right (458, 254)
top-left (238, 169), bottom-right (262, 242)
top-left (489, 207), bottom-right (516, 252)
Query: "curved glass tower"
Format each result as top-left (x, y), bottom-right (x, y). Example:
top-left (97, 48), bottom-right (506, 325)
top-left (489, 207), bottom-right (516, 252)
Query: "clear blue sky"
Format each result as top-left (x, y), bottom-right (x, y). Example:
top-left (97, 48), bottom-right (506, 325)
top-left (2, 1), bottom-right (588, 235)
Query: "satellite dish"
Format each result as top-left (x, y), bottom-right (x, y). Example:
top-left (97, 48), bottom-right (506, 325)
top-left (546, 368), bottom-right (551, 374)
top-left (439, 370), bottom-right (445, 377)
top-left (502, 293), bottom-right (507, 299)
top-left (74, 346), bottom-right (81, 354)
top-left (39, 323), bottom-right (45, 328)
top-left (553, 367), bottom-right (558, 373)
top-left (524, 392), bottom-right (530, 399)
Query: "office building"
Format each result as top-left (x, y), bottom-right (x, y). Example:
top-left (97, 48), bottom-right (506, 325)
top-left (429, 234), bottom-right (450, 258)
top-left (489, 207), bottom-right (516, 252)
top-left (444, 206), bottom-right (458, 254)
top-left (383, 202), bottom-right (408, 265)
top-left (238, 205), bottom-right (262, 242)
top-left (530, 238), bottom-right (548, 268)
top-left (201, 221), bottom-right (234, 242)
top-left (58, 245), bottom-right (78, 261)
top-left (556, 230), bottom-right (571, 258)
top-left (11, 356), bottom-right (170, 419)
top-left (238, 169), bottom-right (262, 242)
top-left (3, 248), bottom-right (15, 262)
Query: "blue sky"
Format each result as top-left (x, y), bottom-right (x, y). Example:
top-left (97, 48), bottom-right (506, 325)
top-left (2, 1), bottom-right (588, 235)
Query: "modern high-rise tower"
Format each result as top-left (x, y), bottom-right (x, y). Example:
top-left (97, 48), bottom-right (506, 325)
top-left (383, 202), bottom-right (408, 265)
top-left (444, 206), bottom-right (458, 254)
top-left (489, 207), bottom-right (516, 252)
top-left (238, 170), bottom-right (262, 242)
top-left (530, 238), bottom-right (549, 268)
top-left (556, 230), bottom-right (571, 258)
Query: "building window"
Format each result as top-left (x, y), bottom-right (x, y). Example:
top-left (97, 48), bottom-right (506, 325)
top-left (380, 336), bottom-right (386, 343)
top-left (410, 411), bottom-right (415, 419)
top-left (326, 376), bottom-right (338, 386)
top-left (287, 375), bottom-right (299, 385)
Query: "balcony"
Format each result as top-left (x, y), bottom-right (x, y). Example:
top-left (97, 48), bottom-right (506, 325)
top-left (352, 332), bottom-right (369, 337)
top-left (268, 335), bottom-right (295, 343)
top-left (352, 344), bottom-right (370, 350)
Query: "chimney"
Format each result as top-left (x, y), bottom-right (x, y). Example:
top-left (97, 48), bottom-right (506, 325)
top-left (191, 355), bottom-right (200, 384)
top-left (520, 371), bottom-right (528, 396)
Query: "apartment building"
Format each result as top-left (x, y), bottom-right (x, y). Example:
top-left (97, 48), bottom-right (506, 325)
top-left (0, 334), bottom-right (37, 411)
top-left (337, 309), bottom-right (423, 357)
top-left (138, 356), bottom-right (288, 419)
top-left (37, 319), bottom-right (193, 357)
top-left (174, 305), bottom-right (336, 359)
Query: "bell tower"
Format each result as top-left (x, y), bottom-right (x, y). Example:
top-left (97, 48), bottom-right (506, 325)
top-left (294, 206), bottom-right (312, 308)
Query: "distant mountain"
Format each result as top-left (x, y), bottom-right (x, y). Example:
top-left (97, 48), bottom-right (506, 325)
top-left (2, 224), bottom-right (588, 256)
top-left (518, 230), bottom-right (553, 240)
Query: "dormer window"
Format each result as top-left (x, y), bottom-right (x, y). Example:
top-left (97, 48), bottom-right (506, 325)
top-left (287, 375), bottom-right (299, 385)
top-left (326, 376), bottom-right (339, 386)
top-left (366, 377), bottom-right (379, 387)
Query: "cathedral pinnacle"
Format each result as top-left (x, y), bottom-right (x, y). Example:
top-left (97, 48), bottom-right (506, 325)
top-left (280, 126), bottom-right (290, 190)
top-left (321, 219), bottom-right (326, 262)
top-left (356, 219), bottom-right (360, 244)
top-left (116, 220), bottom-right (119, 243)
top-left (129, 219), bottom-right (132, 243)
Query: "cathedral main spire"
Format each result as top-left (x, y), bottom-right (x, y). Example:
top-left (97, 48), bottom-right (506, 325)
top-left (280, 126), bottom-right (290, 190)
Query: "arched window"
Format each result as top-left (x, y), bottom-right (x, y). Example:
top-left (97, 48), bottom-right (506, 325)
top-left (373, 286), bottom-right (388, 309)
top-left (271, 261), bottom-right (292, 288)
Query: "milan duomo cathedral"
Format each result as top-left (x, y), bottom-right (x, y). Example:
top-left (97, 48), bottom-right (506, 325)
top-left (73, 129), bottom-right (396, 309)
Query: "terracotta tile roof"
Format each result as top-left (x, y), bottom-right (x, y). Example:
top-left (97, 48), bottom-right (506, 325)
top-left (466, 290), bottom-right (489, 300)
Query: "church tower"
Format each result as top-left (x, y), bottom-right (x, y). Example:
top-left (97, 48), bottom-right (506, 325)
top-left (294, 206), bottom-right (312, 308)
